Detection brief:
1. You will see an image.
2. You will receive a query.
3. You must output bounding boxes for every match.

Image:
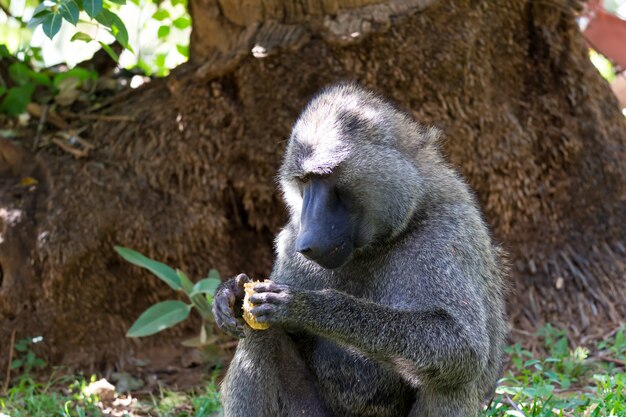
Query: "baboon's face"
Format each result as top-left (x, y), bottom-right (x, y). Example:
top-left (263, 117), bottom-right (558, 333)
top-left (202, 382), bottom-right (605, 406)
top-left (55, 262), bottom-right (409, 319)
top-left (279, 86), bottom-right (424, 269)
top-left (292, 171), bottom-right (356, 269)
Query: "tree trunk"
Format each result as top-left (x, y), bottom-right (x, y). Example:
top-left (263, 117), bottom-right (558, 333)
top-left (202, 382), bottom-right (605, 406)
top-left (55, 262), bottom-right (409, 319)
top-left (1, 0), bottom-right (625, 369)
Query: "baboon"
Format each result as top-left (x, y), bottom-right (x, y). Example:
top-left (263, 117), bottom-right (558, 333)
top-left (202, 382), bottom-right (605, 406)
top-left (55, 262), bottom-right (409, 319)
top-left (213, 83), bottom-right (507, 417)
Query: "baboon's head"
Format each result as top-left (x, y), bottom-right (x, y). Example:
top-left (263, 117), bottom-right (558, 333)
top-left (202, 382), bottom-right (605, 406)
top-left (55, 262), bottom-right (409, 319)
top-left (279, 83), bottom-right (438, 269)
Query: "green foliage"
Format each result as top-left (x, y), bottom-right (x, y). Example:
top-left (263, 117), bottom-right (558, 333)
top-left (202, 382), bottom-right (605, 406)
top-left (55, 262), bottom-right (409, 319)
top-left (114, 246), bottom-right (181, 291)
top-left (481, 325), bottom-right (626, 416)
top-left (115, 246), bottom-right (220, 344)
top-left (0, 374), bottom-right (103, 417)
top-left (11, 337), bottom-right (47, 374)
top-left (126, 300), bottom-right (191, 337)
top-left (2, 325), bottom-right (626, 416)
top-left (0, 0), bottom-right (192, 107)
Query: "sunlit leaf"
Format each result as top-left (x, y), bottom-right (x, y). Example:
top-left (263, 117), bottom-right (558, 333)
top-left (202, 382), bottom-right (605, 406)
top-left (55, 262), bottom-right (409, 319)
top-left (172, 16), bottom-right (190, 29)
top-left (83, 0), bottom-right (102, 19)
top-left (42, 12), bottom-right (63, 39)
top-left (99, 41), bottom-right (120, 63)
top-left (176, 44), bottom-right (188, 58)
top-left (157, 25), bottom-right (170, 39)
top-left (59, 0), bottom-right (79, 25)
top-left (71, 32), bottom-right (93, 42)
top-left (126, 300), bottom-right (191, 337)
top-left (114, 246), bottom-right (181, 290)
top-left (96, 9), bottom-right (131, 50)
top-left (152, 9), bottom-right (169, 21)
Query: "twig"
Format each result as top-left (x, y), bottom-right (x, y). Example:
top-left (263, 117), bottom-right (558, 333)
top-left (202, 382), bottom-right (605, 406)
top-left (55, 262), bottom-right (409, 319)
top-left (503, 393), bottom-right (527, 416)
top-left (594, 355), bottom-right (625, 366)
top-left (51, 138), bottom-right (89, 158)
top-left (27, 103), bottom-right (69, 130)
top-left (2, 329), bottom-right (16, 395)
top-left (511, 327), bottom-right (536, 337)
top-left (33, 104), bottom-right (49, 151)
top-left (61, 111), bottom-right (136, 122)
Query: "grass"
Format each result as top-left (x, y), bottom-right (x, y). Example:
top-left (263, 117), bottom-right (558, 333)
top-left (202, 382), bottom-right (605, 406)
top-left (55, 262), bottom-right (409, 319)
top-left (482, 325), bottom-right (626, 417)
top-left (1, 325), bottom-right (625, 417)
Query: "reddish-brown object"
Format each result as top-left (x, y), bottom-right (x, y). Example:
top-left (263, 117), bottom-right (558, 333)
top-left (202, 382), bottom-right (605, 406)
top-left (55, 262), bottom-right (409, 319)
top-left (583, 0), bottom-right (626, 68)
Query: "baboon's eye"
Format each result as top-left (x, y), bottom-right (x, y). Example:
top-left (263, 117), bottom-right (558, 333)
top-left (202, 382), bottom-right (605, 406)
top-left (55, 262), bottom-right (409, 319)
top-left (296, 175), bottom-right (310, 183)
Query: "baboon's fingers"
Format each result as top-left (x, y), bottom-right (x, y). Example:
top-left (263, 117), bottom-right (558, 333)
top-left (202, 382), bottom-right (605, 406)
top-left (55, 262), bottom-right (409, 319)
top-left (248, 292), bottom-right (286, 305)
top-left (253, 282), bottom-right (286, 293)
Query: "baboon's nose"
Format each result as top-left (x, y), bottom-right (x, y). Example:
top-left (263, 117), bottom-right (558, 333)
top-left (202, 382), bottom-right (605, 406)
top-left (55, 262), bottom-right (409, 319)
top-left (295, 236), bottom-right (317, 259)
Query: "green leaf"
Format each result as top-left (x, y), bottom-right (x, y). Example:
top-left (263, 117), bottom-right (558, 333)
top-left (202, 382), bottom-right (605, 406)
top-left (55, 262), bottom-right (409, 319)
top-left (157, 25), bottom-right (170, 39)
top-left (27, 12), bottom-right (49, 30)
top-left (95, 9), bottom-right (131, 50)
top-left (106, 0), bottom-right (126, 4)
top-left (27, 69), bottom-right (51, 86)
top-left (0, 45), bottom-right (10, 58)
top-left (114, 246), bottom-right (181, 290)
top-left (14, 340), bottom-right (29, 352)
top-left (171, 0), bottom-right (185, 6)
top-left (0, 84), bottom-right (35, 116)
top-left (83, 0), bottom-right (102, 19)
top-left (53, 67), bottom-right (97, 87)
top-left (176, 269), bottom-right (194, 294)
top-left (11, 359), bottom-right (23, 369)
top-left (191, 277), bottom-right (220, 297)
top-left (33, 358), bottom-right (46, 368)
top-left (151, 9), bottom-right (169, 21)
top-left (172, 16), bottom-right (190, 29)
top-left (8, 63), bottom-right (51, 87)
top-left (59, 0), bottom-right (79, 25)
top-left (176, 44), bottom-right (188, 58)
top-left (42, 12), bottom-right (63, 40)
top-left (8, 62), bottom-right (31, 85)
top-left (99, 41), bottom-right (120, 63)
top-left (126, 300), bottom-right (191, 337)
top-left (31, 2), bottom-right (50, 18)
top-left (71, 31), bottom-right (93, 42)
top-left (154, 52), bottom-right (166, 69)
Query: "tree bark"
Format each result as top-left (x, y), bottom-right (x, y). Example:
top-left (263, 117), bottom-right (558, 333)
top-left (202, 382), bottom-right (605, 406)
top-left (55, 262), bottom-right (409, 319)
top-left (1, 0), bottom-right (625, 368)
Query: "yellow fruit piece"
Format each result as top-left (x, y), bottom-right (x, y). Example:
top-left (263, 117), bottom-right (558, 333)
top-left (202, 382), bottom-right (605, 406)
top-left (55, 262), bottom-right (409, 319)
top-left (242, 280), bottom-right (272, 330)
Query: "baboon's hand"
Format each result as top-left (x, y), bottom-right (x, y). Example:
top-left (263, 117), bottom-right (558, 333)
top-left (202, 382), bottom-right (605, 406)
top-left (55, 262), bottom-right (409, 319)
top-left (248, 282), bottom-right (297, 326)
top-left (212, 273), bottom-right (249, 338)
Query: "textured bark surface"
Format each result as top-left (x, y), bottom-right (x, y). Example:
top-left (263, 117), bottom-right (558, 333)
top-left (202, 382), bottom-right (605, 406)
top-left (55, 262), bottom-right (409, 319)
top-left (1, 0), bottom-right (625, 368)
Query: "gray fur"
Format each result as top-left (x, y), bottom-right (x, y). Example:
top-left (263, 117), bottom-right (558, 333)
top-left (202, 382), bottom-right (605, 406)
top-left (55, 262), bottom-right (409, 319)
top-left (214, 83), bottom-right (507, 417)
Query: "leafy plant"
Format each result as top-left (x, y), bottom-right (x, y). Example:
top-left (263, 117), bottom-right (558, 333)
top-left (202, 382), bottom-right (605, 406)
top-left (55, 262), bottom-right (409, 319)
top-left (26, 0), bottom-right (132, 51)
top-left (114, 246), bottom-right (222, 349)
top-left (11, 337), bottom-right (47, 375)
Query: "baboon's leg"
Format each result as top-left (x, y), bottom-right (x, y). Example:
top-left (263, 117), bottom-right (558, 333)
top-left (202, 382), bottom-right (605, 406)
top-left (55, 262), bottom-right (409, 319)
top-left (221, 328), bottom-right (333, 417)
top-left (408, 386), bottom-right (478, 417)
